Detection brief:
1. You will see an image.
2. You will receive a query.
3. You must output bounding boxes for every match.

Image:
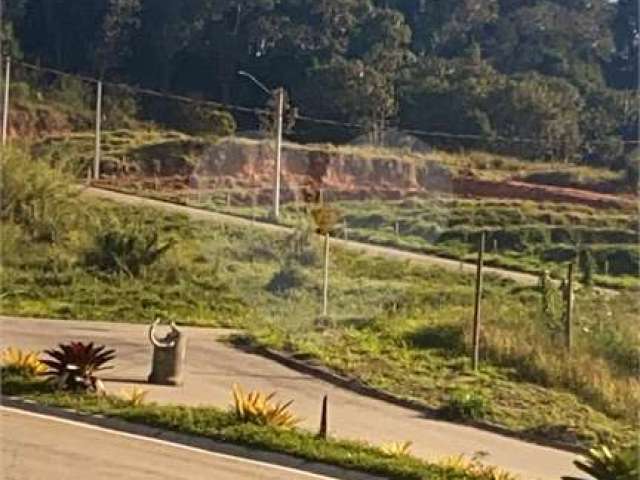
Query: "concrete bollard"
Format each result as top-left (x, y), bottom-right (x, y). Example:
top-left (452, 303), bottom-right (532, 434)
top-left (147, 319), bottom-right (187, 386)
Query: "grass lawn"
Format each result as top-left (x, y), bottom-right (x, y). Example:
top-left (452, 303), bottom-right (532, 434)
top-left (2, 372), bottom-right (518, 480)
top-left (178, 194), bottom-right (640, 291)
top-left (2, 149), bottom-right (638, 449)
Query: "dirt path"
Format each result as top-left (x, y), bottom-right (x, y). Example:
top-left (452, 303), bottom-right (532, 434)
top-left (85, 187), bottom-right (542, 286)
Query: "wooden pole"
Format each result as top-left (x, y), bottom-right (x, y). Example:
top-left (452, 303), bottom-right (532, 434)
top-left (93, 80), bottom-right (103, 179)
top-left (472, 232), bottom-right (485, 371)
top-left (1, 56), bottom-right (10, 146)
top-left (565, 262), bottom-right (574, 351)
top-left (318, 395), bottom-right (328, 439)
top-left (322, 232), bottom-right (330, 317)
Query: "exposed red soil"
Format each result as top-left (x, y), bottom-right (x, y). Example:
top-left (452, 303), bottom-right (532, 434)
top-left (98, 138), bottom-right (636, 211)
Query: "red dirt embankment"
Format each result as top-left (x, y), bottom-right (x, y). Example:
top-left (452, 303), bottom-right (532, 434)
top-left (192, 139), bottom-right (636, 210)
top-left (103, 138), bottom-right (635, 210)
top-left (452, 178), bottom-right (634, 210)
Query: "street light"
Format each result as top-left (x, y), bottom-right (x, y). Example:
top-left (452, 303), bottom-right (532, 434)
top-left (237, 70), bottom-right (271, 96)
top-left (238, 70), bottom-right (284, 220)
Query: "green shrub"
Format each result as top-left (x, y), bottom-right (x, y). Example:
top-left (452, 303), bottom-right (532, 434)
top-left (0, 148), bottom-right (80, 242)
top-left (592, 246), bottom-right (640, 276)
top-left (542, 245), bottom-right (577, 263)
top-left (579, 249), bottom-right (595, 286)
top-left (265, 263), bottom-right (309, 295)
top-left (284, 225), bottom-right (318, 266)
top-left (441, 389), bottom-right (490, 421)
top-left (84, 224), bottom-right (174, 276)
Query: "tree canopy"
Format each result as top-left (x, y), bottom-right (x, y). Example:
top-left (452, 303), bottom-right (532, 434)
top-left (3, 0), bottom-right (639, 167)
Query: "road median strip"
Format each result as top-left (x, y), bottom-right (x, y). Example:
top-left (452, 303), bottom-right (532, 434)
top-left (1, 373), bottom-right (521, 480)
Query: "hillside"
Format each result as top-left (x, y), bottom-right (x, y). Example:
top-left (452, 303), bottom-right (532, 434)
top-left (5, 0), bottom-right (638, 169)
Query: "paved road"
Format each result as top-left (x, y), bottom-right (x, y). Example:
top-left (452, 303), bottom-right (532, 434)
top-left (1, 407), bottom-right (338, 480)
top-left (1, 316), bottom-right (585, 479)
top-left (85, 187), bottom-right (540, 286)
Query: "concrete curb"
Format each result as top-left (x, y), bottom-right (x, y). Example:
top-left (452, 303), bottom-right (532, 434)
top-left (1, 395), bottom-right (385, 480)
top-left (232, 339), bottom-right (587, 456)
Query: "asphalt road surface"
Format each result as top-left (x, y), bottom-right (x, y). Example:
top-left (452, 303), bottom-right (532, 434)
top-left (1, 316), bottom-right (585, 479)
top-left (1, 407), bottom-right (342, 480)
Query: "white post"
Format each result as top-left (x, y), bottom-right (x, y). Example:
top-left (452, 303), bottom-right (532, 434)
top-left (1, 56), bottom-right (10, 147)
top-left (93, 80), bottom-right (103, 180)
top-left (272, 87), bottom-right (284, 220)
top-left (322, 232), bottom-right (330, 317)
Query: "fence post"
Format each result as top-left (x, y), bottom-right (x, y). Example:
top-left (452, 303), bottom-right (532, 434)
top-left (93, 80), bottom-right (103, 180)
top-left (565, 263), bottom-right (574, 351)
top-left (1, 56), bottom-right (10, 146)
top-left (472, 232), bottom-right (486, 371)
top-left (318, 395), bottom-right (328, 439)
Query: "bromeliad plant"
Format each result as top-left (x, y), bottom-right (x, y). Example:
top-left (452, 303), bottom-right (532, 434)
top-left (381, 441), bottom-right (413, 457)
top-left (42, 342), bottom-right (116, 392)
top-left (119, 387), bottom-right (150, 407)
top-left (231, 383), bottom-right (300, 428)
top-left (439, 454), bottom-right (519, 480)
top-left (562, 442), bottom-right (640, 480)
top-left (1, 347), bottom-right (47, 377)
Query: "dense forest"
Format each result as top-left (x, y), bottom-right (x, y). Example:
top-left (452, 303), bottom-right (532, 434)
top-left (2, 0), bottom-right (639, 167)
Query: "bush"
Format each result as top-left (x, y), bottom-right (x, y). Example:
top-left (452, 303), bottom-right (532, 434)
top-left (579, 249), bottom-right (595, 286)
top-left (84, 223), bottom-right (174, 276)
top-left (441, 389), bottom-right (489, 421)
top-left (265, 263), bottom-right (309, 295)
top-left (145, 99), bottom-right (236, 138)
top-left (0, 148), bottom-right (80, 242)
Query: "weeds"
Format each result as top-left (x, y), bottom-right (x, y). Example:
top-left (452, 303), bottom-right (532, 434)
top-left (442, 389), bottom-right (490, 421)
top-left (84, 225), bottom-right (174, 277)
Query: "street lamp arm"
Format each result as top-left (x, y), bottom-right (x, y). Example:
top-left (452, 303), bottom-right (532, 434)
top-left (237, 70), bottom-right (272, 96)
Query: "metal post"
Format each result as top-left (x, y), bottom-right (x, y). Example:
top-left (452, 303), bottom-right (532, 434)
top-left (1, 56), bottom-right (10, 147)
top-left (322, 232), bottom-right (330, 317)
top-left (272, 87), bottom-right (284, 220)
top-left (565, 263), bottom-right (574, 351)
top-left (93, 80), bottom-right (103, 180)
top-left (472, 232), bottom-right (485, 371)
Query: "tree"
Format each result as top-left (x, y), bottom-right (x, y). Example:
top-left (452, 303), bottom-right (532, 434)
top-left (609, 0), bottom-right (639, 89)
top-left (96, 0), bottom-right (142, 77)
top-left (487, 73), bottom-right (584, 160)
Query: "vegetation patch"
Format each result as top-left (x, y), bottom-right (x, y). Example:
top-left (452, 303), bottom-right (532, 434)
top-left (1, 149), bottom-right (638, 449)
top-left (2, 371), bottom-right (519, 480)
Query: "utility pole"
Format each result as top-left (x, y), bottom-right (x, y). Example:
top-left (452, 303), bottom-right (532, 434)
top-left (237, 71), bottom-right (284, 221)
top-left (273, 87), bottom-right (284, 220)
top-left (472, 232), bottom-right (486, 371)
top-left (322, 232), bottom-right (330, 317)
top-left (93, 81), bottom-right (103, 180)
top-left (1, 55), bottom-right (10, 147)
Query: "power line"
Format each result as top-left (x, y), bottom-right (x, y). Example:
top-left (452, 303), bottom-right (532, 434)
top-left (15, 59), bottom-right (268, 116)
top-left (11, 58), bottom-right (640, 147)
